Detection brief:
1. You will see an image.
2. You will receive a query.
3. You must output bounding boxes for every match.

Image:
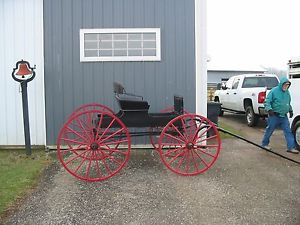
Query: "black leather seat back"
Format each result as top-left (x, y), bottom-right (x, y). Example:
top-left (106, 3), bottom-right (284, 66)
top-left (113, 82), bottom-right (150, 111)
top-left (113, 82), bottom-right (125, 95)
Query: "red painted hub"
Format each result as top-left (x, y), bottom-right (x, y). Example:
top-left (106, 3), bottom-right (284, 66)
top-left (186, 142), bottom-right (194, 150)
top-left (90, 142), bottom-right (99, 150)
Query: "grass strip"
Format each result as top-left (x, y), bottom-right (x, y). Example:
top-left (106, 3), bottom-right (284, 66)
top-left (217, 121), bottom-right (243, 139)
top-left (0, 149), bottom-right (53, 219)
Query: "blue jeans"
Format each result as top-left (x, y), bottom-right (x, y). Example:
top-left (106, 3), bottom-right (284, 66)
top-left (262, 115), bottom-right (295, 150)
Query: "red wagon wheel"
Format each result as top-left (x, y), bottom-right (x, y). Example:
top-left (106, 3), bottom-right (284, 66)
top-left (149, 107), bottom-right (190, 150)
top-left (158, 113), bottom-right (221, 176)
top-left (57, 109), bottom-right (131, 182)
top-left (69, 103), bottom-right (114, 118)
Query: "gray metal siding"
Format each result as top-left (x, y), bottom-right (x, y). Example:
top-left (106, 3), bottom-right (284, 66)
top-left (44, 0), bottom-right (196, 145)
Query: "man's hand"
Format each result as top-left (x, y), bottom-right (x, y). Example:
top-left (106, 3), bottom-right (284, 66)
top-left (289, 111), bottom-right (293, 118)
top-left (268, 110), bottom-right (275, 117)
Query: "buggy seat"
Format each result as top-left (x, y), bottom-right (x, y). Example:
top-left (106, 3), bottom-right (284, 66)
top-left (113, 82), bottom-right (150, 111)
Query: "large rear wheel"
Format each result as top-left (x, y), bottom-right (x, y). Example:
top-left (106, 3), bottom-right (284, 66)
top-left (158, 114), bottom-right (221, 176)
top-left (57, 109), bottom-right (131, 182)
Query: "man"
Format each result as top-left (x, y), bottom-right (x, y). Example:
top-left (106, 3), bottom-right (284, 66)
top-left (261, 77), bottom-right (299, 154)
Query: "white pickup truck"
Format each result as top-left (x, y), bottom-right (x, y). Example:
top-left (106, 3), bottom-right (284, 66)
top-left (214, 74), bottom-right (279, 127)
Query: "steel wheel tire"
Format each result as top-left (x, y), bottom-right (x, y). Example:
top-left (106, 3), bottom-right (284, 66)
top-left (69, 103), bottom-right (114, 118)
top-left (57, 109), bottom-right (131, 182)
top-left (158, 114), bottom-right (221, 176)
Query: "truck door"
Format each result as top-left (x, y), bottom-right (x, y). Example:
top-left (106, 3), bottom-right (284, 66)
top-left (220, 77), bottom-right (234, 109)
top-left (227, 77), bottom-right (240, 110)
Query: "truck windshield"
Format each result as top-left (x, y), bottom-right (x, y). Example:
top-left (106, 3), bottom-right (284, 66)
top-left (242, 77), bottom-right (279, 90)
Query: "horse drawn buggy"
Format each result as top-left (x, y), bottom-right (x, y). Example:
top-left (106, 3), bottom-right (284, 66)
top-left (56, 82), bottom-right (221, 182)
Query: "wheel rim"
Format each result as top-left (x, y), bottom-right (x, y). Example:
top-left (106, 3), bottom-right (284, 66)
top-left (57, 109), bottom-right (131, 182)
top-left (158, 114), bottom-right (221, 176)
top-left (246, 110), bottom-right (252, 124)
top-left (69, 103), bottom-right (114, 118)
top-left (149, 107), bottom-right (189, 150)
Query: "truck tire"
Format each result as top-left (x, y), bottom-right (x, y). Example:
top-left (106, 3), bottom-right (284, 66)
top-left (292, 121), bottom-right (300, 150)
top-left (245, 106), bottom-right (259, 127)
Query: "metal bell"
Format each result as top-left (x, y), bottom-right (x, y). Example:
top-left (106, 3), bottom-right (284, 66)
top-left (16, 63), bottom-right (32, 78)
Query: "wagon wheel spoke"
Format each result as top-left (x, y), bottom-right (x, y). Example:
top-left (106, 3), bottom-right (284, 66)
top-left (158, 114), bottom-right (221, 176)
top-left (74, 151), bottom-right (92, 174)
top-left (197, 124), bottom-right (213, 138)
top-left (94, 113), bottom-right (104, 139)
top-left (59, 147), bottom-right (86, 153)
top-left (57, 109), bottom-right (131, 182)
top-left (65, 149), bottom-right (89, 165)
top-left (63, 127), bottom-right (89, 143)
top-left (99, 127), bottom-right (125, 143)
top-left (60, 137), bottom-right (87, 146)
top-left (161, 131), bottom-right (185, 145)
top-left (74, 117), bottom-right (93, 141)
top-left (190, 150), bottom-right (201, 172)
top-left (193, 149), bottom-right (210, 166)
top-left (196, 134), bottom-right (218, 143)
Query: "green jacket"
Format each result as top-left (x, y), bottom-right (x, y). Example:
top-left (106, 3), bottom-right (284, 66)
top-left (264, 77), bottom-right (293, 117)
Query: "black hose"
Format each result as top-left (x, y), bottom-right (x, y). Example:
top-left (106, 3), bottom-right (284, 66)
top-left (217, 126), bottom-right (300, 165)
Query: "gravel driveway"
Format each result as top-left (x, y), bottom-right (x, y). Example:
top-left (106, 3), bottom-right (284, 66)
top-left (2, 114), bottom-right (300, 225)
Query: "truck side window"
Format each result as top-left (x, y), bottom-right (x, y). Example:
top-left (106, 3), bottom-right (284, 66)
top-left (242, 77), bottom-right (278, 89)
top-left (225, 77), bottom-right (234, 89)
top-left (232, 78), bottom-right (240, 89)
top-left (242, 78), bottom-right (259, 88)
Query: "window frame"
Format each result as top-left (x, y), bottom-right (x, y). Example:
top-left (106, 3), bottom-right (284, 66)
top-left (80, 28), bottom-right (161, 62)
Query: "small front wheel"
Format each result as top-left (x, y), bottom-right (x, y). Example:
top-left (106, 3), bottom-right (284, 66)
top-left (158, 114), bottom-right (221, 176)
top-left (245, 106), bottom-right (259, 127)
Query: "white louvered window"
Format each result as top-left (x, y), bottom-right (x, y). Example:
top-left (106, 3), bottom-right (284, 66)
top-left (80, 28), bottom-right (161, 62)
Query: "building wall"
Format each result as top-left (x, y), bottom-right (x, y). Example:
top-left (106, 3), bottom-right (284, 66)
top-left (43, 0), bottom-right (197, 145)
top-left (0, 0), bottom-right (45, 146)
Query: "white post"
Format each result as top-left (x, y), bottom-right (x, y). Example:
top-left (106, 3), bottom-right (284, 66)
top-left (195, 0), bottom-right (207, 117)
